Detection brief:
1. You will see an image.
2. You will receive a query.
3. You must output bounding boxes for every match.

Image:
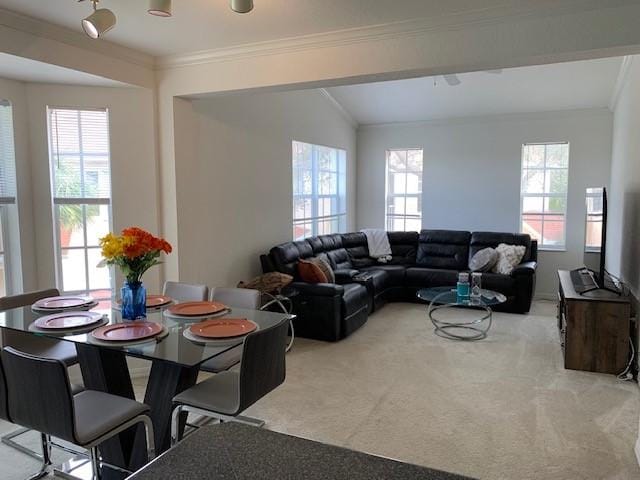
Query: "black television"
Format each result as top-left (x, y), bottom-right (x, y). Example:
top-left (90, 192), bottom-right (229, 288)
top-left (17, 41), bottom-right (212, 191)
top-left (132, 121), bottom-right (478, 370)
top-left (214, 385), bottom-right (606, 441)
top-left (573, 187), bottom-right (619, 294)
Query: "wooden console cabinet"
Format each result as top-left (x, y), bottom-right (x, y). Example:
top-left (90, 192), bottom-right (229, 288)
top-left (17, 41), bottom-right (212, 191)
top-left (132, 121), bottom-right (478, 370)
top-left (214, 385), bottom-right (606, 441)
top-left (557, 270), bottom-right (631, 374)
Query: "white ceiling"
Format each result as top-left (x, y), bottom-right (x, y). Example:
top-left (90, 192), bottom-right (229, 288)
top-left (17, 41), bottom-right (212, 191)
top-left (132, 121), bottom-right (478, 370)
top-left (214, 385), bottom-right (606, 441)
top-left (0, 0), bottom-right (588, 57)
top-left (0, 52), bottom-right (128, 87)
top-left (325, 57), bottom-right (623, 125)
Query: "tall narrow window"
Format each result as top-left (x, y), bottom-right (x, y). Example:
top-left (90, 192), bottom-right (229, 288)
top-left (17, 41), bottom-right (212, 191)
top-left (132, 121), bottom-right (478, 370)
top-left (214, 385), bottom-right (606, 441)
top-left (48, 108), bottom-right (113, 301)
top-left (292, 141), bottom-right (347, 240)
top-left (0, 100), bottom-right (17, 297)
top-left (386, 149), bottom-right (423, 231)
top-left (520, 143), bottom-right (569, 249)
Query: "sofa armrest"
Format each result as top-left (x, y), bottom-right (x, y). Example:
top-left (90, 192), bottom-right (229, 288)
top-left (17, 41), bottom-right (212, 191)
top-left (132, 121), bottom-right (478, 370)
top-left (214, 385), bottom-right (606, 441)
top-left (290, 281), bottom-right (344, 297)
top-left (511, 261), bottom-right (537, 277)
top-left (334, 269), bottom-right (359, 284)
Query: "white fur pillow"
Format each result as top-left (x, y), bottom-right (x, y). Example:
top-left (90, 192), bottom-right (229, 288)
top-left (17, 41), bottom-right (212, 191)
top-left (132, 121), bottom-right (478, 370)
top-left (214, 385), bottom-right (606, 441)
top-left (492, 243), bottom-right (526, 275)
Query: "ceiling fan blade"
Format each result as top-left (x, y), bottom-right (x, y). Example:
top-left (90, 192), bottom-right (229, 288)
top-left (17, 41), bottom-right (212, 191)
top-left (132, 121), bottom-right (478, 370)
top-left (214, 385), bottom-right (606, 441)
top-left (443, 74), bottom-right (461, 86)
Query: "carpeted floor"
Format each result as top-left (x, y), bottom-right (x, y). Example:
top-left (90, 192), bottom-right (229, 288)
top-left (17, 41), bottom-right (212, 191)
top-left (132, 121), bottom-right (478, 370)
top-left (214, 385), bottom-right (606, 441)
top-left (1, 301), bottom-right (639, 479)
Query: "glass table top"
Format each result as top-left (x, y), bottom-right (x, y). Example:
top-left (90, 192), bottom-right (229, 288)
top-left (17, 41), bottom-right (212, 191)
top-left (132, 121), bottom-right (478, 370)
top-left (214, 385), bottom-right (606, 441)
top-left (0, 304), bottom-right (293, 368)
top-left (417, 287), bottom-right (507, 307)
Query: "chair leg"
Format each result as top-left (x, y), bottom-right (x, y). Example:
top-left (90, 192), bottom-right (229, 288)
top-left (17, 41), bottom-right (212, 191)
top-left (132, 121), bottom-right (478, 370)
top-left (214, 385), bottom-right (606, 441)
top-left (26, 433), bottom-right (51, 480)
top-left (170, 404), bottom-right (183, 447)
top-left (141, 415), bottom-right (156, 461)
top-left (2, 427), bottom-right (43, 461)
top-left (90, 447), bottom-right (101, 480)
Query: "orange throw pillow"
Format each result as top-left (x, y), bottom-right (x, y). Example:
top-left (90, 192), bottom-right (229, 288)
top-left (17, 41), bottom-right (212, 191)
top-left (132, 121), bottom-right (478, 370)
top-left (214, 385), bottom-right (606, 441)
top-left (298, 259), bottom-right (328, 283)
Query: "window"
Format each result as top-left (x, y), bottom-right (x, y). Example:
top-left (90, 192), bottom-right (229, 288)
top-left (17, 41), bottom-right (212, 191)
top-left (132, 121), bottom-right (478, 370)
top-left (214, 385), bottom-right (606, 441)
top-left (292, 141), bottom-right (347, 240)
top-left (48, 107), bottom-right (113, 301)
top-left (385, 149), bottom-right (423, 231)
top-left (520, 143), bottom-right (569, 249)
top-left (585, 187), bottom-right (603, 252)
top-left (0, 99), bottom-right (17, 297)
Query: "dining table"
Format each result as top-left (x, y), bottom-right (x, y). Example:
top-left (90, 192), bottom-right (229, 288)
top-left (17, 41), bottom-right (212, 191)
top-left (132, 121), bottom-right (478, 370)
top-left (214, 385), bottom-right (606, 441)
top-left (0, 301), bottom-right (294, 474)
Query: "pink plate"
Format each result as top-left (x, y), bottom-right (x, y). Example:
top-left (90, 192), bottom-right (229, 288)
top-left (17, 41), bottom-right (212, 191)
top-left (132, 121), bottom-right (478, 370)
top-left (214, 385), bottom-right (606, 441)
top-left (189, 318), bottom-right (257, 339)
top-left (92, 321), bottom-right (163, 342)
top-left (167, 301), bottom-right (228, 317)
top-left (34, 311), bottom-right (104, 330)
top-left (33, 295), bottom-right (94, 310)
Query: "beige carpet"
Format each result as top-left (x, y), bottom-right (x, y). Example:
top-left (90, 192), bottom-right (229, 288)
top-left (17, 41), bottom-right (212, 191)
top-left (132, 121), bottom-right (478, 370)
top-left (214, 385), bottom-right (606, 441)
top-left (1, 301), bottom-right (639, 479)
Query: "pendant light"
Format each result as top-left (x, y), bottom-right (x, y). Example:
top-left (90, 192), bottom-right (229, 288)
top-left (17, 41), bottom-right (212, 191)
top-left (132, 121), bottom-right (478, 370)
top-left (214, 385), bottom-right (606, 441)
top-left (148, 0), bottom-right (172, 17)
top-left (230, 0), bottom-right (254, 13)
top-left (82, 0), bottom-right (116, 39)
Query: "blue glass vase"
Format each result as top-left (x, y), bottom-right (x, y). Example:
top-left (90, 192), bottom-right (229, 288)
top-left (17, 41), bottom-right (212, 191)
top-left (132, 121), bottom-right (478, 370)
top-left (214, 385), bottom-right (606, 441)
top-left (121, 281), bottom-right (146, 320)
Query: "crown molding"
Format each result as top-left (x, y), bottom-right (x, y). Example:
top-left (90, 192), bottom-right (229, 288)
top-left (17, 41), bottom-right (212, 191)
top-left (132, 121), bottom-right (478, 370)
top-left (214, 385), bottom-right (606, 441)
top-left (318, 88), bottom-right (358, 128)
top-left (609, 56), bottom-right (634, 111)
top-left (157, 0), bottom-right (624, 70)
top-left (0, 8), bottom-right (154, 69)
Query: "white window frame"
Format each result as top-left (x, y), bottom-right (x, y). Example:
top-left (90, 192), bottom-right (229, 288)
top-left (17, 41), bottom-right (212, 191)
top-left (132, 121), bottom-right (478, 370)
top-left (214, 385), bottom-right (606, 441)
top-left (292, 141), bottom-right (347, 240)
top-left (519, 142), bottom-right (569, 251)
top-left (0, 99), bottom-right (17, 296)
top-left (48, 106), bottom-right (113, 299)
top-left (385, 148), bottom-right (423, 231)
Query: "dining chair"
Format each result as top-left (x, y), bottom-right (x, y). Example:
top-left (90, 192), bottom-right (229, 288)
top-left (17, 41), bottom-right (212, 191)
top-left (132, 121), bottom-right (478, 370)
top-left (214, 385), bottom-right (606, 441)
top-left (200, 287), bottom-right (262, 374)
top-left (2, 346), bottom-right (155, 480)
top-left (0, 288), bottom-right (81, 460)
top-left (171, 317), bottom-right (288, 446)
top-left (162, 281), bottom-right (209, 302)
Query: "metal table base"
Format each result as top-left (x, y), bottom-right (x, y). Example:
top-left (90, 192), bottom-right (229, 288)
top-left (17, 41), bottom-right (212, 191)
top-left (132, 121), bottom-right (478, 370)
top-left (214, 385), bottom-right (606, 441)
top-left (428, 295), bottom-right (493, 341)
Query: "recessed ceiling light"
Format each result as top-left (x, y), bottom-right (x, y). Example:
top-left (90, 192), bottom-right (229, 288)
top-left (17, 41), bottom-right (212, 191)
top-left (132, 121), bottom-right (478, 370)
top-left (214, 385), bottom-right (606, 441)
top-left (230, 0), bottom-right (254, 14)
top-left (82, 1), bottom-right (116, 39)
top-left (148, 0), bottom-right (172, 17)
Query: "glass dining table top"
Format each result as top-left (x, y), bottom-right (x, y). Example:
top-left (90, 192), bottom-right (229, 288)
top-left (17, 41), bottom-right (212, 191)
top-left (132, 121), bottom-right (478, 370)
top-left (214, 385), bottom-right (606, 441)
top-left (0, 303), bottom-right (294, 368)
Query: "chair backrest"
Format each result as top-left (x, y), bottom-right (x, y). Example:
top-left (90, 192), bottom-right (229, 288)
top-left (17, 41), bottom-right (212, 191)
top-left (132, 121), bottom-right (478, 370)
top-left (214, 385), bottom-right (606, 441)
top-left (237, 318), bottom-right (288, 413)
top-left (0, 288), bottom-right (60, 311)
top-left (210, 287), bottom-right (261, 310)
top-left (163, 281), bottom-right (208, 302)
top-left (0, 355), bottom-right (8, 422)
top-left (1, 347), bottom-right (77, 443)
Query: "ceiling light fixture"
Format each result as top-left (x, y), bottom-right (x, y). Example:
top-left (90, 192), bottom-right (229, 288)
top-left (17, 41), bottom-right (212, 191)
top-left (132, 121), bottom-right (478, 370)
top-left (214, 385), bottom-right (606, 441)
top-left (81, 0), bottom-right (116, 39)
top-left (148, 0), bottom-right (172, 17)
top-left (230, 0), bottom-right (254, 14)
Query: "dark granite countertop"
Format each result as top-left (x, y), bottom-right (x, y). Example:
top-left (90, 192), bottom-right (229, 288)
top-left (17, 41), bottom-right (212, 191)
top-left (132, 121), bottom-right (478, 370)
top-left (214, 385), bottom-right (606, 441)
top-left (127, 423), bottom-right (474, 480)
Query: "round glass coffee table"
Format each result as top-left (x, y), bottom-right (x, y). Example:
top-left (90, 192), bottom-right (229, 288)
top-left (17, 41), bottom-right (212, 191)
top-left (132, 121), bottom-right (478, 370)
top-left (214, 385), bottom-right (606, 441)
top-left (417, 287), bottom-right (507, 341)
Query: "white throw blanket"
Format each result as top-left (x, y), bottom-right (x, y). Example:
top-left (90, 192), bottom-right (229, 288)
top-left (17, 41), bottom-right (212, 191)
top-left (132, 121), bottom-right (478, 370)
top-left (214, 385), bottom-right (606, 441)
top-left (361, 229), bottom-right (392, 263)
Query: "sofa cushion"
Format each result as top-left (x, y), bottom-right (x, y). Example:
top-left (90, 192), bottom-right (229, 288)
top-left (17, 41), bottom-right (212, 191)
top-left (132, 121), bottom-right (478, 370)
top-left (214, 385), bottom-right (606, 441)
top-left (416, 230), bottom-right (471, 270)
top-left (469, 247), bottom-right (498, 272)
top-left (361, 269), bottom-right (390, 295)
top-left (327, 248), bottom-right (353, 271)
top-left (341, 232), bottom-right (375, 268)
top-left (298, 259), bottom-right (328, 283)
top-left (270, 241), bottom-right (314, 277)
top-left (476, 272), bottom-right (517, 296)
top-left (388, 231), bottom-right (419, 265)
top-left (341, 283), bottom-right (369, 317)
top-left (360, 265), bottom-right (406, 288)
top-left (470, 232), bottom-right (533, 262)
top-left (405, 267), bottom-right (459, 288)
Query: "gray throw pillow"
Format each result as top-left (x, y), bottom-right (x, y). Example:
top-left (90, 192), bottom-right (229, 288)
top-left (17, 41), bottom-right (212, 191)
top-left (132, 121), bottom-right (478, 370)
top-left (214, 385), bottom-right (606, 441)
top-left (469, 248), bottom-right (498, 272)
top-left (310, 256), bottom-right (335, 284)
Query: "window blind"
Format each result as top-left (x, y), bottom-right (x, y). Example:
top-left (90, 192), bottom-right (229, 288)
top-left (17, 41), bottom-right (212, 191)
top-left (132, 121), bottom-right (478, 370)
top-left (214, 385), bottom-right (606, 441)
top-left (49, 107), bottom-right (111, 200)
top-left (0, 100), bottom-right (17, 204)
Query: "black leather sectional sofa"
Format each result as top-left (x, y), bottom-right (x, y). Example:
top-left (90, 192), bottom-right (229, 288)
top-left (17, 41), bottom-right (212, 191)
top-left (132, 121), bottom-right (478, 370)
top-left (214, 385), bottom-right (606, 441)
top-left (261, 230), bottom-right (537, 342)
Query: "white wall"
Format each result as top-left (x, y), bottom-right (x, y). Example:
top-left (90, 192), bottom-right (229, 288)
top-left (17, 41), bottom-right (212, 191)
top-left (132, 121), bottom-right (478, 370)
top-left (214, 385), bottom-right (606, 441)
top-left (23, 83), bottom-right (161, 293)
top-left (172, 89), bottom-right (357, 287)
top-left (606, 56), bottom-right (640, 465)
top-left (357, 109), bottom-right (613, 297)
